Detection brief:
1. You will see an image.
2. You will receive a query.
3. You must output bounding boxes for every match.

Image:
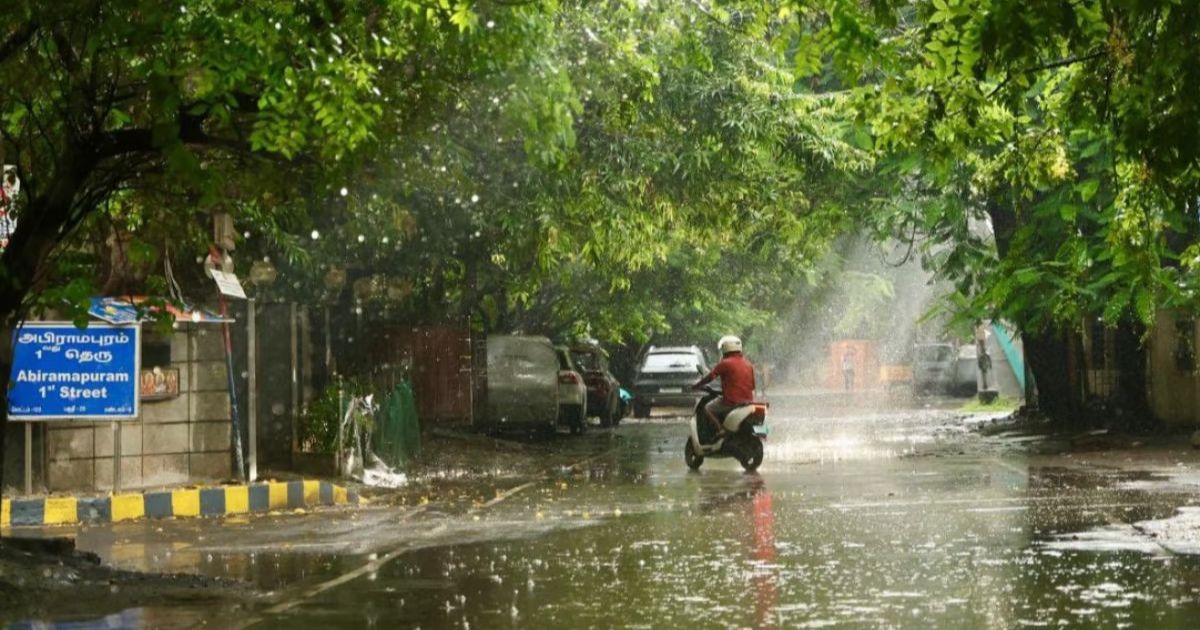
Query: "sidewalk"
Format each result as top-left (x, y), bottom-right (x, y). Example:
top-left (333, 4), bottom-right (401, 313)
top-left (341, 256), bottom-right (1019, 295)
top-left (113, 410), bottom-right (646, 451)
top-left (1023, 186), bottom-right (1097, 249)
top-left (1, 479), bottom-right (360, 529)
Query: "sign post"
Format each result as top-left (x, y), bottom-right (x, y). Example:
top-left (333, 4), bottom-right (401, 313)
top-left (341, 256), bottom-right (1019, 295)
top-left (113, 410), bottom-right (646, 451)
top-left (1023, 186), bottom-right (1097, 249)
top-left (206, 258), bottom-right (247, 481)
top-left (247, 297), bottom-right (257, 482)
top-left (9, 322), bottom-right (140, 493)
top-left (24, 423), bottom-right (31, 495)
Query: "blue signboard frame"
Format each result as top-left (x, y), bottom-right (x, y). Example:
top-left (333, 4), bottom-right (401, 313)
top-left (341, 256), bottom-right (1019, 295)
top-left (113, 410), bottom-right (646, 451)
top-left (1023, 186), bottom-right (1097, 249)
top-left (8, 322), bottom-right (141, 421)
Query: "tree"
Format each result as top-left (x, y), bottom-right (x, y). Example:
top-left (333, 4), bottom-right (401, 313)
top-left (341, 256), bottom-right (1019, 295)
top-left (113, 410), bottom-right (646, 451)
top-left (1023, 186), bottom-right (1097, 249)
top-left (0, 0), bottom-right (557, 491)
top-left (780, 0), bottom-right (1200, 424)
top-left (250, 0), bottom-right (869, 360)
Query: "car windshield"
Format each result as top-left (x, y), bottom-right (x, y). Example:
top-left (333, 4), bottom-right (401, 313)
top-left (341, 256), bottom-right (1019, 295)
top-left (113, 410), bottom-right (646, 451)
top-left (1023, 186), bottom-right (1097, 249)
top-left (918, 346), bottom-right (955, 362)
top-left (571, 351), bottom-right (601, 372)
top-left (642, 353), bottom-right (701, 371)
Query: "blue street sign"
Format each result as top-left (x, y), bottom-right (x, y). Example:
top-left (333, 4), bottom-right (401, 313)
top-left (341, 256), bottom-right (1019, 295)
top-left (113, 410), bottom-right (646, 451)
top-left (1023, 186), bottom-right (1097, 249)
top-left (8, 323), bottom-right (141, 420)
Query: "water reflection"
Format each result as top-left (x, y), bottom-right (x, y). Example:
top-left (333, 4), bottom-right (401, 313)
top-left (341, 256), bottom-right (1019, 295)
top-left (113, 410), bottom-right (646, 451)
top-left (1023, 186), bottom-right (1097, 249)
top-left (749, 477), bottom-right (779, 629)
top-left (13, 424), bottom-right (1200, 628)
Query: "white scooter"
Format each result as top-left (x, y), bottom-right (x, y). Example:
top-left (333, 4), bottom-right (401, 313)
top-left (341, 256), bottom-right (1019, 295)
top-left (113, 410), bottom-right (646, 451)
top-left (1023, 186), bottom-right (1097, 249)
top-left (685, 386), bottom-right (768, 472)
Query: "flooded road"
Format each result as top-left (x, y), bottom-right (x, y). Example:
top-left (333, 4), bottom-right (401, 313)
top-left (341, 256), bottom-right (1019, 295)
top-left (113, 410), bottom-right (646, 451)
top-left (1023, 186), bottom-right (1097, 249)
top-left (12, 395), bottom-right (1200, 628)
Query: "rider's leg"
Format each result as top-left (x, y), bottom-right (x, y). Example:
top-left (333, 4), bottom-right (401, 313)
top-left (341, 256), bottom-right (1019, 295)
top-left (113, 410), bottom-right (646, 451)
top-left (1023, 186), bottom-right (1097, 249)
top-left (705, 398), bottom-right (733, 434)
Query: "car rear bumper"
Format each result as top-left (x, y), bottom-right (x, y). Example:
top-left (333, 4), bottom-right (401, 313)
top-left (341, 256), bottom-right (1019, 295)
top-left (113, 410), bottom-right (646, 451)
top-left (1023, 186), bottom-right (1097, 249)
top-left (633, 389), bottom-right (701, 407)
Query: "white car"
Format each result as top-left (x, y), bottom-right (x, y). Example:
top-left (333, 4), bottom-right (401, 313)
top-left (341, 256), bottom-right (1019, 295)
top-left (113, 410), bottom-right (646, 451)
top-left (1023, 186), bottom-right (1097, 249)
top-left (555, 346), bottom-right (588, 434)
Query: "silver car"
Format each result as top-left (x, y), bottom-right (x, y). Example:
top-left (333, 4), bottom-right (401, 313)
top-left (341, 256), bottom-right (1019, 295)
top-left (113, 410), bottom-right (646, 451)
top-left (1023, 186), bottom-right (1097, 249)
top-left (913, 343), bottom-right (956, 394)
top-left (555, 345), bottom-right (587, 434)
top-left (914, 343), bottom-right (977, 396)
top-left (484, 335), bottom-right (559, 435)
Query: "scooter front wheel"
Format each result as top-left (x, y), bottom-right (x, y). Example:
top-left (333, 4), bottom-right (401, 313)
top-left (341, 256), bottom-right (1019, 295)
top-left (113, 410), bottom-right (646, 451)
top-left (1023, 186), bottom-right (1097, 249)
top-left (739, 438), bottom-right (764, 472)
top-left (684, 439), bottom-right (704, 470)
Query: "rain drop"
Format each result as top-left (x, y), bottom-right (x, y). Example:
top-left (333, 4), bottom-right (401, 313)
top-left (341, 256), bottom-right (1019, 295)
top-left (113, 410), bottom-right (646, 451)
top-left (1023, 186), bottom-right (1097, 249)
top-left (311, 230), bottom-right (320, 240)
top-left (340, 187), bottom-right (349, 196)
top-left (358, 235), bottom-right (366, 243)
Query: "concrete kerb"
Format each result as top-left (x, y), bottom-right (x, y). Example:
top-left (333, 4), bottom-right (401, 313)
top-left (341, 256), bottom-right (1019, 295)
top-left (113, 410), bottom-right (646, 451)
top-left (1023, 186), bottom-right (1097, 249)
top-left (0, 480), bottom-right (361, 529)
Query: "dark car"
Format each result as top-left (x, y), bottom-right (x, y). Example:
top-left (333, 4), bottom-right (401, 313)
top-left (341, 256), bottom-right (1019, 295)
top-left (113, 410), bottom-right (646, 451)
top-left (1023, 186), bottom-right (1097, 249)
top-left (631, 345), bottom-right (709, 417)
top-left (569, 344), bottom-right (623, 427)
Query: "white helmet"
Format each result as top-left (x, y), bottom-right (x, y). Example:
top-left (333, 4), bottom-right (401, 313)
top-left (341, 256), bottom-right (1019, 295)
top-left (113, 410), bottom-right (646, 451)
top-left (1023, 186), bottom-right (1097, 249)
top-left (718, 335), bottom-right (743, 355)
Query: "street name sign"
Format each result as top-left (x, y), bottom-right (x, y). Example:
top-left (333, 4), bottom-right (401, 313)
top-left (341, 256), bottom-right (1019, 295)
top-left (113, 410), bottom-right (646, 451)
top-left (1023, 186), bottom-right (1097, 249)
top-left (8, 322), bottom-right (141, 420)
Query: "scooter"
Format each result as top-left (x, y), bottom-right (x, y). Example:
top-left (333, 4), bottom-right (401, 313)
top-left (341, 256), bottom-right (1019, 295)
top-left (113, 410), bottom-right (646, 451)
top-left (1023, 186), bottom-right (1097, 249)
top-left (685, 386), bottom-right (768, 472)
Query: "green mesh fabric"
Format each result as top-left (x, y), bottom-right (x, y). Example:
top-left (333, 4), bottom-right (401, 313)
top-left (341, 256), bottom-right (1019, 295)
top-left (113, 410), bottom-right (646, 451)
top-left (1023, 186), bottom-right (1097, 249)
top-left (373, 381), bottom-right (421, 466)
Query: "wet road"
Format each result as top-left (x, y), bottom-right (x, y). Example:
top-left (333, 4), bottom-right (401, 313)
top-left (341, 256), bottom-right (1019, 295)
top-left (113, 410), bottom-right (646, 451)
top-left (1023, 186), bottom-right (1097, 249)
top-left (14, 395), bottom-right (1200, 628)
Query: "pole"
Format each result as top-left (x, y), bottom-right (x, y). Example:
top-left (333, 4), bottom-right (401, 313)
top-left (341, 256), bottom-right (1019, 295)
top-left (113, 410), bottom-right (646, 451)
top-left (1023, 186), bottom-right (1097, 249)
top-left (290, 302), bottom-right (299, 456)
top-left (336, 381), bottom-right (344, 476)
top-left (324, 306), bottom-right (333, 378)
top-left (247, 297), bottom-right (258, 482)
top-left (112, 422), bottom-right (122, 492)
top-left (24, 422), bottom-right (32, 495)
top-left (220, 294), bottom-right (246, 481)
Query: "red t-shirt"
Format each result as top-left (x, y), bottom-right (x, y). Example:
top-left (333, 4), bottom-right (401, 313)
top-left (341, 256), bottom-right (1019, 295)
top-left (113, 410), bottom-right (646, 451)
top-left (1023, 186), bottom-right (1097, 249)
top-left (703, 353), bottom-right (756, 404)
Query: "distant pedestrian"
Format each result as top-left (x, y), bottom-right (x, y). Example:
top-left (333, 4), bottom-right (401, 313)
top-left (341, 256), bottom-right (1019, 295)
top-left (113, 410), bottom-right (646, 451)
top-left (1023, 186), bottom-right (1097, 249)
top-left (841, 348), bottom-right (856, 391)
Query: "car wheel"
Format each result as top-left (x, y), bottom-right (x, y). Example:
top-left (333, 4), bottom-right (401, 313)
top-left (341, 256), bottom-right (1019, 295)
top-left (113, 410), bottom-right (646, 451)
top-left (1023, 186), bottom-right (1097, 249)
top-left (607, 392), bottom-right (621, 427)
top-left (571, 405), bottom-right (586, 434)
top-left (684, 439), bottom-right (704, 470)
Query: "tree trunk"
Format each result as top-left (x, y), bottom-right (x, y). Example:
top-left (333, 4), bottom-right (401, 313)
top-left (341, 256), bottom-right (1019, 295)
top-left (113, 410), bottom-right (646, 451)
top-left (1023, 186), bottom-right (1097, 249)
top-left (1022, 326), bottom-right (1082, 424)
top-left (1113, 318), bottom-right (1156, 430)
top-left (0, 318), bottom-right (12, 493)
top-left (0, 155), bottom-right (92, 493)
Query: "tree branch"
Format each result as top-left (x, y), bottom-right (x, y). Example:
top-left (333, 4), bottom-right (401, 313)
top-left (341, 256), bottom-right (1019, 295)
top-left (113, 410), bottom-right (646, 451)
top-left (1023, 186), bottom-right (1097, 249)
top-left (94, 111), bottom-right (251, 160)
top-left (987, 50), bottom-right (1106, 98)
top-left (0, 20), bottom-right (38, 65)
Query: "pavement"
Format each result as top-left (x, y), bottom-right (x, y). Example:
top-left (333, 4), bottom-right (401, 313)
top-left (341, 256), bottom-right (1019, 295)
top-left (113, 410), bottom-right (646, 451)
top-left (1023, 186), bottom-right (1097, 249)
top-left (7, 394), bottom-right (1200, 628)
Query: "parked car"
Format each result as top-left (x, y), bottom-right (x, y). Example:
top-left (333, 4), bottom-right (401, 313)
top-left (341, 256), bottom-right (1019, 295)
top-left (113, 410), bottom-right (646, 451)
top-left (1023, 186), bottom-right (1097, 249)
top-left (570, 343), bottom-right (623, 427)
top-left (953, 343), bottom-right (979, 395)
top-left (631, 345), bottom-right (709, 418)
top-left (555, 346), bottom-right (588, 434)
top-left (484, 335), bottom-right (559, 435)
top-left (913, 342), bottom-right (977, 396)
top-left (913, 343), bottom-right (956, 394)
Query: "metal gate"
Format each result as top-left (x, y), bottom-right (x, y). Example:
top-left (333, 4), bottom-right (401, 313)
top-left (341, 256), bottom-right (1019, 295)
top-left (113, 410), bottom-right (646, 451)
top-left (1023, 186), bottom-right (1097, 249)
top-left (371, 324), bottom-right (476, 423)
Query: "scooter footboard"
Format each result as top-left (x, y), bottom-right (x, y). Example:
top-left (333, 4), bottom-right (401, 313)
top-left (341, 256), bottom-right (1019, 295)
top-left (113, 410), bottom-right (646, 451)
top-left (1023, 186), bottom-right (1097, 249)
top-left (696, 415), bottom-right (721, 443)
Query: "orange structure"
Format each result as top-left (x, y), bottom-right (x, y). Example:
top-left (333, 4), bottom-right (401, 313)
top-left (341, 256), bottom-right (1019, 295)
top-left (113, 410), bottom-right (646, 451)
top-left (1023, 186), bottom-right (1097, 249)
top-left (826, 339), bottom-right (880, 390)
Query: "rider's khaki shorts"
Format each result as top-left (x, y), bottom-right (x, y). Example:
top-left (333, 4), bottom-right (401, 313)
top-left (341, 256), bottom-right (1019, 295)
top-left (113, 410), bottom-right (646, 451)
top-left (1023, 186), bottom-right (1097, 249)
top-left (705, 398), bottom-right (746, 431)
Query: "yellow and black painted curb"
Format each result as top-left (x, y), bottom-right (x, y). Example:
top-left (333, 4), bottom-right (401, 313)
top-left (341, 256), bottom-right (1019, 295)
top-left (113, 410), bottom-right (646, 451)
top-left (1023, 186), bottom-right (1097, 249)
top-left (1, 480), bottom-right (359, 528)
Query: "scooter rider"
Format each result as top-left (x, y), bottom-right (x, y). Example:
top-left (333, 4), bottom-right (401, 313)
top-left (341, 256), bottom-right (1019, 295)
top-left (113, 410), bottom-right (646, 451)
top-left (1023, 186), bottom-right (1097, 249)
top-left (692, 335), bottom-right (756, 435)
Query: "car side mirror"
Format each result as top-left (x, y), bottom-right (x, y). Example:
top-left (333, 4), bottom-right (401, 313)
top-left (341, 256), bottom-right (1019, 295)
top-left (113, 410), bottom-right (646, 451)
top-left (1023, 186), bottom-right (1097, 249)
top-left (696, 365), bottom-right (705, 375)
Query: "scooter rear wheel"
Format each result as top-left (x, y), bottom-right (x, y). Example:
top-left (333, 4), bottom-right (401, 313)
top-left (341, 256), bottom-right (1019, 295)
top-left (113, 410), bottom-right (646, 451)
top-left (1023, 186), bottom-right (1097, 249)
top-left (684, 439), bottom-right (704, 470)
top-left (739, 438), bottom-right (764, 472)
